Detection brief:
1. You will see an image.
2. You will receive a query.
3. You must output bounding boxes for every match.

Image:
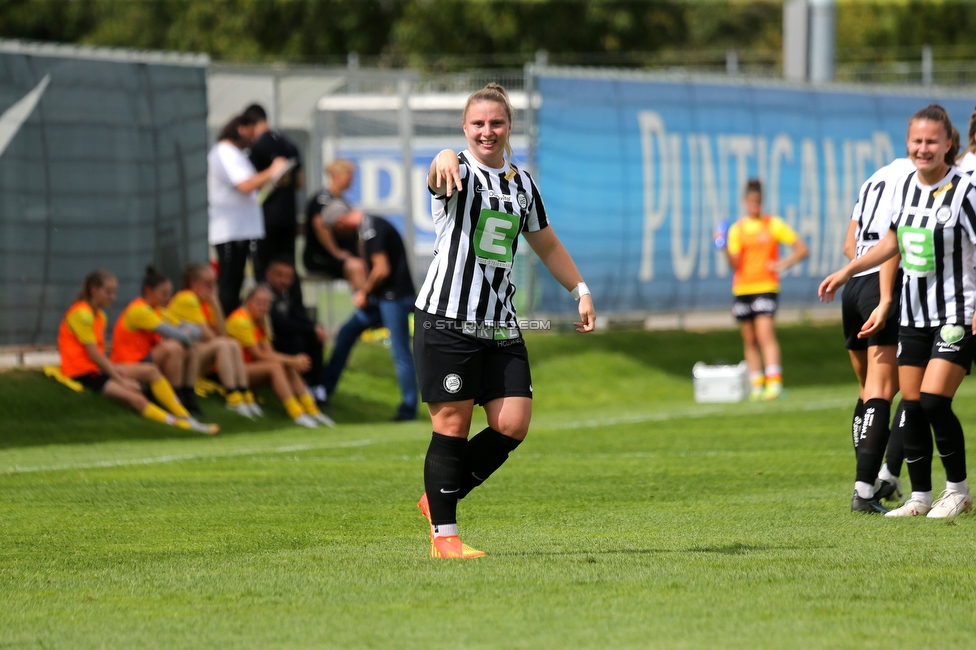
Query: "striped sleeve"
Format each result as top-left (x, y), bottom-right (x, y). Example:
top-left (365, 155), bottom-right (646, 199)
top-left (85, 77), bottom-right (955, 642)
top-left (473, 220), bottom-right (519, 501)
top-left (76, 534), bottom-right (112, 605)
top-left (960, 181), bottom-right (976, 245)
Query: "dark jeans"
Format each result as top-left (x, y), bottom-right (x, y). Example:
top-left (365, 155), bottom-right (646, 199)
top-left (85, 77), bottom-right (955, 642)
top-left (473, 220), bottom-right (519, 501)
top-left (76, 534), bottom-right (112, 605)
top-left (323, 294), bottom-right (418, 419)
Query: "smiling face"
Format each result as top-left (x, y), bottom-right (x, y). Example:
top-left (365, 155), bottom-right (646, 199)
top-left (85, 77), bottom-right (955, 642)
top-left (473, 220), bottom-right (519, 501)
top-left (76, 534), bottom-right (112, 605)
top-left (908, 118), bottom-right (951, 180)
top-left (463, 100), bottom-right (511, 168)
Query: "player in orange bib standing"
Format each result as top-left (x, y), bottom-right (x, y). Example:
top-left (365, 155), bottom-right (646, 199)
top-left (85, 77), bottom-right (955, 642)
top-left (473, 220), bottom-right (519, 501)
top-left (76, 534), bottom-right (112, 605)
top-left (58, 269), bottom-right (216, 434)
top-left (723, 179), bottom-right (808, 400)
top-left (225, 285), bottom-right (334, 428)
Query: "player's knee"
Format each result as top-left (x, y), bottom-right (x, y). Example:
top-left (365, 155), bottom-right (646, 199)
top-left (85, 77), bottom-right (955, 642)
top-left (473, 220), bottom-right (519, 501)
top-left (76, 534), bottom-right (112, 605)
top-left (920, 392), bottom-right (954, 427)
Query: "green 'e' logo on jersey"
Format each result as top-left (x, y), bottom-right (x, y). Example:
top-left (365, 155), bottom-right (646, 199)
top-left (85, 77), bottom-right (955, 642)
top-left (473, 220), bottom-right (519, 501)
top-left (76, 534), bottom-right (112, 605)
top-left (473, 209), bottom-right (519, 267)
top-left (897, 226), bottom-right (935, 275)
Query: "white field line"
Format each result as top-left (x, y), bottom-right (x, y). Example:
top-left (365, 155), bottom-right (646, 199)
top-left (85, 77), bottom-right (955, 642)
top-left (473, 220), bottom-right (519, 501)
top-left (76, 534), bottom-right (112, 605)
top-left (3, 395), bottom-right (852, 475)
top-left (2, 439), bottom-right (375, 475)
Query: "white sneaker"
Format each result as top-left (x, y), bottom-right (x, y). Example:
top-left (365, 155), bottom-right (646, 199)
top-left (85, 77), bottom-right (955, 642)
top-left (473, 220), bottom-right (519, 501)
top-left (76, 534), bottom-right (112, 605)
top-left (293, 414), bottom-right (319, 428)
top-left (885, 497), bottom-right (932, 517)
top-left (311, 412), bottom-right (336, 428)
top-left (227, 402), bottom-right (255, 419)
top-left (927, 489), bottom-right (973, 519)
top-left (246, 401), bottom-right (264, 417)
top-left (185, 417), bottom-right (220, 436)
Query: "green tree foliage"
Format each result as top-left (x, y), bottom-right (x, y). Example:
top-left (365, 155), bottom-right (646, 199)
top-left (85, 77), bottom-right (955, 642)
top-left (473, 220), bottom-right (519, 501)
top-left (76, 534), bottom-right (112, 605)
top-left (0, 0), bottom-right (975, 67)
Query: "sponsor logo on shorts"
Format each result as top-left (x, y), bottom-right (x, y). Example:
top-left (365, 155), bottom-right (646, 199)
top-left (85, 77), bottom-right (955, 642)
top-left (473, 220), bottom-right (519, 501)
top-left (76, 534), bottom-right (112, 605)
top-left (941, 324), bottom-right (964, 345)
top-left (751, 297), bottom-right (776, 313)
top-left (443, 373), bottom-right (462, 393)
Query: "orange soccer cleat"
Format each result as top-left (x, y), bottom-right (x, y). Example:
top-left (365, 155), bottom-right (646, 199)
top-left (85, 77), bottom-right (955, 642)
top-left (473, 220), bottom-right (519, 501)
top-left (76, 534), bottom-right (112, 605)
top-left (418, 493), bottom-right (432, 525)
top-left (429, 535), bottom-right (486, 559)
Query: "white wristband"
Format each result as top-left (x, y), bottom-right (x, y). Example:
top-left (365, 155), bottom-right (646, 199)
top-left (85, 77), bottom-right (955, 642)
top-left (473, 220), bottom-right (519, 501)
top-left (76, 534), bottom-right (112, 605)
top-left (571, 282), bottom-right (590, 301)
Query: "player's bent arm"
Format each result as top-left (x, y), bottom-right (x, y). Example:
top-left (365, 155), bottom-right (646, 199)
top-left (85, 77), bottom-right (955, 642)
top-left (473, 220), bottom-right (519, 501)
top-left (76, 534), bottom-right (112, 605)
top-left (843, 221), bottom-right (857, 261)
top-left (858, 254), bottom-right (901, 339)
top-left (819, 230), bottom-right (899, 302)
top-left (523, 227), bottom-right (596, 332)
top-left (310, 214), bottom-right (350, 260)
top-left (773, 238), bottom-right (809, 273)
top-left (82, 343), bottom-right (126, 383)
top-left (235, 157), bottom-right (290, 193)
top-left (363, 252), bottom-right (390, 295)
top-left (725, 249), bottom-right (741, 271)
top-left (428, 149), bottom-right (462, 197)
top-left (154, 322), bottom-right (192, 346)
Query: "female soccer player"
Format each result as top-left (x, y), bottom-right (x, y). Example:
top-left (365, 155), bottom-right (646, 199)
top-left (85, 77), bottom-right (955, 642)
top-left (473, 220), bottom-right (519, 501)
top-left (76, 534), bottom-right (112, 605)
top-left (821, 104), bottom-right (976, 519)
top-left (841, 158), bottom-right (915, 512)
top-left (225, 285), bottom-right (334, 428)
top-left (723, 179), bottom-right (808, 400)
top-left (111, 266), bottom-right (205, 415)
top-left (58, 270), bottom-right (216, 434)
top-left (415, 83), bottom-right (595, 559)
top-left (167, 262), bottom-right (259, 418)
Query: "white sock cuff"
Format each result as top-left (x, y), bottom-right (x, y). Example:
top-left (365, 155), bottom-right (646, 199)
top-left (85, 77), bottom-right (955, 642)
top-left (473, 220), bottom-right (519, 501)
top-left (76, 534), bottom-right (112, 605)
top-left (855, 481), bottom-right (875, 499)
top-left (911, 491), bottom-right (933, 506)
top-left (433, 523), bottom-right (459, 538)
top-left (946, 480), bottom-right (970, 495)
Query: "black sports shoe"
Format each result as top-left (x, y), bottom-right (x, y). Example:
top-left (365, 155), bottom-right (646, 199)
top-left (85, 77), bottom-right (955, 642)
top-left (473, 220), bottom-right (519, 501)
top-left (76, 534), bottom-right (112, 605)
top-left (874, 478), bottom-right (900, 502)
top-left (851, 491), bottom-right (888, 514)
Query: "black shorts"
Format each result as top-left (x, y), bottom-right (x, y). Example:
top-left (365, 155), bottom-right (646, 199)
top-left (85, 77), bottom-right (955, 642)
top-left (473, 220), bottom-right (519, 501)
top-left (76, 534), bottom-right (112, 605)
top-left (897, 325), bottom-right (975, 372)
top-left (303, 250), bottom-right (346, 278)
top-left (72, 371), bottom-right (110, 393)
top-left (413, 309), bottom-right (532, 405)
top-left (841, 272), bottom-right (901, 350)
top-left (732, 293), bottom-right (778, 321)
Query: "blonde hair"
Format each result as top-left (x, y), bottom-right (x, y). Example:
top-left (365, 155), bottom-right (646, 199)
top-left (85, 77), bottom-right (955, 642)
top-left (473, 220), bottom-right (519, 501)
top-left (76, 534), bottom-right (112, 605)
top-left (326, 159), bottom-right (356, 177)
top-left (463, 83), bottom-right (517, 180)
top-left (244, 283), bottom-right (273, 337)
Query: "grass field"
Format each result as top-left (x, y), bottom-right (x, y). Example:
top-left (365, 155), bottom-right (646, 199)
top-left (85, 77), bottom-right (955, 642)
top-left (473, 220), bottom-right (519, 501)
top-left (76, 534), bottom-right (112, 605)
top-left (4, 323), bottom-right (976, 649)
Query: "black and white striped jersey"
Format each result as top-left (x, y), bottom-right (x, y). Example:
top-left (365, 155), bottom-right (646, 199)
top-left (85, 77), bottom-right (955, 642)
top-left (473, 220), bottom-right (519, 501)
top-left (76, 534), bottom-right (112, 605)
top-left (416, 151), bottom-right (549, 326)
top-left (890, 166), bottom-right (976, 327)
top-left (851, 158), bottom-right (916, 278)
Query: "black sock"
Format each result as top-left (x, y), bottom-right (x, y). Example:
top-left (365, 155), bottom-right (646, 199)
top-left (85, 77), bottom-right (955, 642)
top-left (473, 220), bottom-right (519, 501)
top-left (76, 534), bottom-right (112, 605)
top-left (855, 398), bottom-right (891, 486)
top-left (901, 400), bottom-right (933, 493)
top-left (423, 432), bottom-right (467, 528)
top-left (851, 398), bottom-right (865, 455)
top-left (458, 427), bottom-right (522, 499)
top-left (921, 392), bottom-right (967, 484)
top-left (885, 400), bottom-right (906, 478)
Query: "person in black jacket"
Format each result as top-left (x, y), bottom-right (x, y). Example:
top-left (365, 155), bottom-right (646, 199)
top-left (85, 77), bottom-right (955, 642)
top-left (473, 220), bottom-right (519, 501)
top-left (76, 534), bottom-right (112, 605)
top-left (264, 258), bottom-right (327, 403)
top-left (244, 104), bottom-right (304, 282)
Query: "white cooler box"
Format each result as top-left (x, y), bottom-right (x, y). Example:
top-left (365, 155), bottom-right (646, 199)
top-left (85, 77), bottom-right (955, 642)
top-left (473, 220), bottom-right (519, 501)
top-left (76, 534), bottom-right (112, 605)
top-left (692, 361), bottom-right (750, 403)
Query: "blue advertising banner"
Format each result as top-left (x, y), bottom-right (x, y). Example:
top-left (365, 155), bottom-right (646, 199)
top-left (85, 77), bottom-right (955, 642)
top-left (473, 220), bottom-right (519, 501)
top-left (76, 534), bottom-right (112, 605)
top-left (534, 70), bottom-right (974, 315)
